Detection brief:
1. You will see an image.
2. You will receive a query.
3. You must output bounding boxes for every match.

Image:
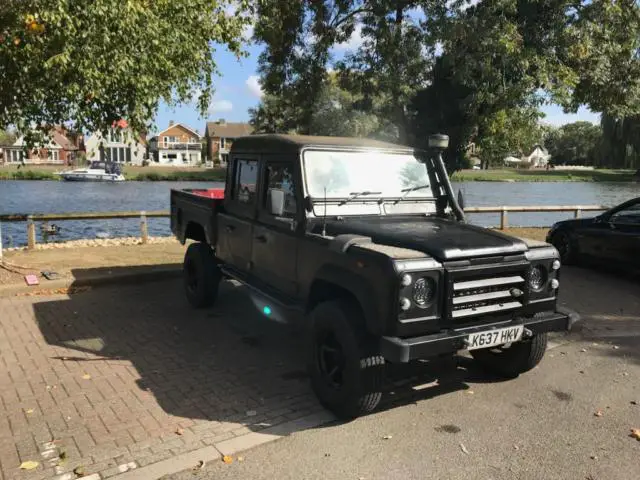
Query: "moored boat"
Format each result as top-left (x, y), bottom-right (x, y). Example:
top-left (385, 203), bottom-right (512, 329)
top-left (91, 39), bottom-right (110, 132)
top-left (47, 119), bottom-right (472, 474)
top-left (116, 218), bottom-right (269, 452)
top-left (57, 161), bottom-right (125, 182)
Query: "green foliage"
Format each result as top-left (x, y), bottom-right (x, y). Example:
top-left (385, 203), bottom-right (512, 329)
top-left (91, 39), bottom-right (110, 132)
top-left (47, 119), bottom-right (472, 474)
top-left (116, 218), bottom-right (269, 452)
top-left (0, 129), bottom-right (16, 145)
top-left (0, 0), bottom-right (251, 140)
top-left (600, 114), bottom-right (640, 169)
top-left (0, 169), bottom-right (58, 180)
top-left (544, 121), bottom-right (602, 165)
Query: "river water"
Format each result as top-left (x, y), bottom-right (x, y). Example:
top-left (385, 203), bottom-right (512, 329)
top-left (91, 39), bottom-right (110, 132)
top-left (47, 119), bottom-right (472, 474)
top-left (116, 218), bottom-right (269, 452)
top-left (1, 180), bottom-right (639, 247)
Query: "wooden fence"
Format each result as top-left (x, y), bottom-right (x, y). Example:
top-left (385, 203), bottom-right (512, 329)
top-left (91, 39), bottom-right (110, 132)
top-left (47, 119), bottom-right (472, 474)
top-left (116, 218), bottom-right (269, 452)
top-left (0, 205), bottom-right (609, 255)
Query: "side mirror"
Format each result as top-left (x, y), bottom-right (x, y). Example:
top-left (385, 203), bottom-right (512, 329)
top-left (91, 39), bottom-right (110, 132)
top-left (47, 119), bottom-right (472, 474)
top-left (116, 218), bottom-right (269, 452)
top-left (457, 189), bottom-right (466, 210)
top-left (269, 189), bottom-right (285, 216)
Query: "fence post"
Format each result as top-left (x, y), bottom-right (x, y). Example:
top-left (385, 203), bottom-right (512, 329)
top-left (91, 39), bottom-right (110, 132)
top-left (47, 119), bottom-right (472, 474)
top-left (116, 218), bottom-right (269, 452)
top-left (574, 208), bottom-right (582, 219)
top-left (500, 208), bottom-right (508, 230)
top-left (140, 211), bottom-right (148, 244)
top-left (27, 215), bottom-right (36, 249)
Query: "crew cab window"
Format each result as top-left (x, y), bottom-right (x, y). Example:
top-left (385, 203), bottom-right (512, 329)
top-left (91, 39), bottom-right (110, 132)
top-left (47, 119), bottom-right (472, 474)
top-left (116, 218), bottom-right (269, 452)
top-left (610, 202), bottom-right (640, 225)
top-left (264, 163), bottom-right (297, 218)
top-left (233, 159), bottom-right (258, 204)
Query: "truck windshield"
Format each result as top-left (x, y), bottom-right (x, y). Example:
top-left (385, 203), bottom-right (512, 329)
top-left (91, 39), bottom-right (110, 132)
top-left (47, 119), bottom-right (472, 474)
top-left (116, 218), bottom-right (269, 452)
top-left (303, 150), bottom-right (433, 201)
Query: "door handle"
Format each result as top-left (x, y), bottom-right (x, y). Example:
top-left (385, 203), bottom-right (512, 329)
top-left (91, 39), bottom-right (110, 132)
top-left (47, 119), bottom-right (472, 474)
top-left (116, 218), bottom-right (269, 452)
top-left (225, 224), bottom-right (235, 233)
top-left (255, 234), bottom-right (267, 243)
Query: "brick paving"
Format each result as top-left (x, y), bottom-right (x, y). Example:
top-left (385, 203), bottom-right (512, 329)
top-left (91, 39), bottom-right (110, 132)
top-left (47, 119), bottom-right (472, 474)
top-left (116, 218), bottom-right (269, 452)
top-left (0, 279), bottom-right (324, 479)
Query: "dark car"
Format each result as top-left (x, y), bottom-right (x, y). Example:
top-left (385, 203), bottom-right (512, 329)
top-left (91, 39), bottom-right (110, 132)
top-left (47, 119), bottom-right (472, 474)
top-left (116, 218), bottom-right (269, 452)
top-left (546, 197), bottom-right (640, 270)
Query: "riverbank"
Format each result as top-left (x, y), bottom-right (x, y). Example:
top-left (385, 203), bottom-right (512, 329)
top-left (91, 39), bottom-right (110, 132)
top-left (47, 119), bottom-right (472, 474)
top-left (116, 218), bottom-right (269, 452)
top-left (452, 168), bottom-right (637, 182)
top-left (0, 164), bottom-right (227, 181)
top-left (1, 228), bottom-right (547, 290)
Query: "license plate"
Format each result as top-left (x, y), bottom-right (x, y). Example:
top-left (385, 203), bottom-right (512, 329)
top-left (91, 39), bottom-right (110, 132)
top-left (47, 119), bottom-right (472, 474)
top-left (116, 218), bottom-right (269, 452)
top-left (466, 325), bottom-right (524, 350)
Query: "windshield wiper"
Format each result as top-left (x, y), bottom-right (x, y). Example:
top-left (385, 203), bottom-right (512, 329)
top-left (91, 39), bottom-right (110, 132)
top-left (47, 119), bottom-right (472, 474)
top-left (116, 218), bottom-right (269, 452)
top-left (339, 190), bottom-right (382, 206)
top-left (393, 184), bottom-right (431, 204)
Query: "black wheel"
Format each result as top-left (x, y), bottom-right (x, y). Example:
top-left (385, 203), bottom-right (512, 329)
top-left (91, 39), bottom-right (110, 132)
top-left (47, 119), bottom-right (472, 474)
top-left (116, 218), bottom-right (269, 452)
top-left (183, 242), bottom-right (221, 308)
top-left (550, 231), bottom-right (575, 265)
top-left (307, 299), bottom-right (385, 420)
top-left (470, 333), bottom-right (548, 378)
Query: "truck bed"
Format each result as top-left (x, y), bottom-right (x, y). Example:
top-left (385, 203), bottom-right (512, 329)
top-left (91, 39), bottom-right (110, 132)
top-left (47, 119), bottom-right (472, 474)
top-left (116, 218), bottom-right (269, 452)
top-left (170, 188), bottom-right (225, 244)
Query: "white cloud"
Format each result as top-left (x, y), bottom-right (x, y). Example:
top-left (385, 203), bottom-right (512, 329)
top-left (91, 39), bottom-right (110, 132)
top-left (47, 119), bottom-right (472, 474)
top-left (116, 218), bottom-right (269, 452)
top-left (334, 24), bottom-right (364, 52)
top-left (208, 99), bottom-right (233, 113)
top-left (246, 75), bottom-right (263, 98)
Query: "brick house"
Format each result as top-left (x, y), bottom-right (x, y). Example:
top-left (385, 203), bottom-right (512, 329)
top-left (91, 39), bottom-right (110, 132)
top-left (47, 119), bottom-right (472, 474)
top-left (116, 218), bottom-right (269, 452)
top-left (84, 120), bottom-right (147, 165)
top-left (148, 122), bottom-right (202, 166)
top-left (3, 126), bottom-right (82, 165)
top-left (205, 120), bottom-right (253, 166)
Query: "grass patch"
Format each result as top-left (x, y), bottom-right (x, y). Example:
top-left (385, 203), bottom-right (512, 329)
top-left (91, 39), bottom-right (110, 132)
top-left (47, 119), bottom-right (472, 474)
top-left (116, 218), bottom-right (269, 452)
top-left (452, 168), bottom-right (636, 182)
top-left (0, 164), bottom-right (227, 182)
top-left (0, 168), bottom-right (58, 180)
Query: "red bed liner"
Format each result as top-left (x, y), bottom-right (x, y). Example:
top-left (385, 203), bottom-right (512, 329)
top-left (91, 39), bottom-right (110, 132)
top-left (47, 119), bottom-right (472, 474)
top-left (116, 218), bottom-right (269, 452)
top-left (191, 188), bottom-right (225, 199)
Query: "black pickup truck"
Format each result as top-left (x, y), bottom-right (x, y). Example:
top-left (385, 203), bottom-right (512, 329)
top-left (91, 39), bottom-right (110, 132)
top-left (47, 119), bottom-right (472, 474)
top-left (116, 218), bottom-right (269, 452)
top-left (170, 133), bottom-right (579, 419)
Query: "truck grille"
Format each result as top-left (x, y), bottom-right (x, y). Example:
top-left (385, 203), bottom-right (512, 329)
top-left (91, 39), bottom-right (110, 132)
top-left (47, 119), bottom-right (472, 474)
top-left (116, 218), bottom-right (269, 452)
top-left (451, 275), bottom-right (525, 320)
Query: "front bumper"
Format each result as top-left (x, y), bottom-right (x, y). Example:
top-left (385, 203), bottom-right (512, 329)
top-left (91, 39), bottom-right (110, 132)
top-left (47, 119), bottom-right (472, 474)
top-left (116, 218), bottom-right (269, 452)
top-left (380, 306), bottom-right (580, 363)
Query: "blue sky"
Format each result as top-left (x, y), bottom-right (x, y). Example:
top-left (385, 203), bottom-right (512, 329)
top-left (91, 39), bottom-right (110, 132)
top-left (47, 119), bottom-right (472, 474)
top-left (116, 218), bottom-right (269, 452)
top-left (154, 31), bottom-right (601, 135)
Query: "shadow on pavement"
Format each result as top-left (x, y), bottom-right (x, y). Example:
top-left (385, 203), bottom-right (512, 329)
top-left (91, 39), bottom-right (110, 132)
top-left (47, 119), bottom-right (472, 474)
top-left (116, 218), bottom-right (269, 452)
top-left (559, 266), bottom-right (640, 364)
top-left (30, 265), bottom-right (513, 439)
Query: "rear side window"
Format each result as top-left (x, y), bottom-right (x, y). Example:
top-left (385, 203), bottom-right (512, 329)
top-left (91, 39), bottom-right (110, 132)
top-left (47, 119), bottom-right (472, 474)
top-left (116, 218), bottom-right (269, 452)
top-left (233, 159), bottom-right (258, 205)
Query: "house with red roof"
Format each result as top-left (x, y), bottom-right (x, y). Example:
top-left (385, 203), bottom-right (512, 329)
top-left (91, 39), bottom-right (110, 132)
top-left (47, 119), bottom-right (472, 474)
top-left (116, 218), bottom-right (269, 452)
top-left (3, 126), bottom-right (82, 165)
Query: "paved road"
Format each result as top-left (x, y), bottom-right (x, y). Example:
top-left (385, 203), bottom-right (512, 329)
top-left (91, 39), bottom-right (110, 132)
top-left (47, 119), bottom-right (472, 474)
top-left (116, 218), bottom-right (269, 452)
top-left (169, 266), bottom-right (640, 480)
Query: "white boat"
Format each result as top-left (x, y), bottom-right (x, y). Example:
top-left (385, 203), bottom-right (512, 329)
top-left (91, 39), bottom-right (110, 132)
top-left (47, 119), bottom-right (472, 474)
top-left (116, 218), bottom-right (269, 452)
top-left (57, 161), bottom-right (125, 182)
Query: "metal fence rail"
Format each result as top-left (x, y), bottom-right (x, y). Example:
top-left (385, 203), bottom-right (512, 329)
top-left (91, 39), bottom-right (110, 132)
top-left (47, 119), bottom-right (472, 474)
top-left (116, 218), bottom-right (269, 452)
top-left (0, 205), bottom-right (609, 253)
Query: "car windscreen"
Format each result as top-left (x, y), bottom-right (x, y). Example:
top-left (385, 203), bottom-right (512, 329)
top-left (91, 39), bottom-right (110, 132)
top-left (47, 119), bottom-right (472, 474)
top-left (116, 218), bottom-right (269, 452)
top-left (302, 149), bottom-right (434, 200)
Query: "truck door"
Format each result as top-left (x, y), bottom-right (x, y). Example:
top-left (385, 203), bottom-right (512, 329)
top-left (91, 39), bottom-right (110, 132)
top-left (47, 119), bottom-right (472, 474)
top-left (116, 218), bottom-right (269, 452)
top-left (216, 156), bottom-right (259, 271)
top-left (251, 158), bottom-right (300, 297)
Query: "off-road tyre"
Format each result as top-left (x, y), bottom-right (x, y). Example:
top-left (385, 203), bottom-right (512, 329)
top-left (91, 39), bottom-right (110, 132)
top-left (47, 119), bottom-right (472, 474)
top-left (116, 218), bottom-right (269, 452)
top-left (183, 242), bottom-right (221, 308)
top-left (307, 299), bottom-right (385, 420)
top-left (470, 332), bottom-right (548, 378)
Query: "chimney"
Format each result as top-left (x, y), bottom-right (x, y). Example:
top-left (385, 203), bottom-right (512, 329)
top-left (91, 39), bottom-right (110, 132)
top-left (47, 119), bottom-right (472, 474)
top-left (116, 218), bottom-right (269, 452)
top-left (169, 120), bottom-right (175, 127)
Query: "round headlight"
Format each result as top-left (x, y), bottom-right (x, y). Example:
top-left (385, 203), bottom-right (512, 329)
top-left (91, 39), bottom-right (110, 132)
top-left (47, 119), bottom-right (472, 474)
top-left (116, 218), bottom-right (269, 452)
top-left (400, 273), bottom-right (412, 287)
top-left (552, 259), bottom-right (561, 270)
top-left (529, 266), bottom-right (548, 291)
top-left (399, 297), bottom-right (411, 311)
top-left (412, 277), bottom-right (435, 306)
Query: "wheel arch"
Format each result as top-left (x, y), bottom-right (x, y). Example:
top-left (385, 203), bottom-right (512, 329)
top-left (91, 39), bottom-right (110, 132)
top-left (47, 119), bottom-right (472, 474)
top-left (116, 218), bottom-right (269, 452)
top-left (306, 265), bottom-right (380, 333)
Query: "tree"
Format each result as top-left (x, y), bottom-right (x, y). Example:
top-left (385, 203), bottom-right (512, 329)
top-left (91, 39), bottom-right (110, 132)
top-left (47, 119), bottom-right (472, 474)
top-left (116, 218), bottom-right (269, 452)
top-left (0, 128), bottom-right (15, 145)
top-left (415, 0), bottom-right (640, 170)
top-left (544, 121), bottom-right (602, 165)
top-left (600, 114), bottom-right (640, 169)
top-left (0, 0), bottom-right (251, 139)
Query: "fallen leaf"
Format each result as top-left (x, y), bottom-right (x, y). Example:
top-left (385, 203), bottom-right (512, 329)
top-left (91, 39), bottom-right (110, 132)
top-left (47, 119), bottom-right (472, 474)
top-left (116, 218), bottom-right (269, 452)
top-left (580, 348), bottom-right (587, 352)
top-left (622, 372), bottom-right (629, 377)
top-left (19, 460), bottom-right (39, 470)
top-left (175, 427), bottom-right (184, 436)
top-left (237, 456), bottom-right (244, 462)
top-left (630, 429), bottom-right (640, 441)
top-left (613, 346), bottom-right (620, 350)
top-left (466, 390), bottom-right (475, 395)
top-left (459, 443), bottom-right (469, 454)
top-left (192, 460), bottom-right (205, 471)
top-left (222, 455), bottom-right (233, 464)
top-left (81, 373), bottom-right (91, 380)
top-left (590, 455), bottom-right (598, 460)
top-left (382, 435), bottom-right (393, 440)
top-left (73, 466), bottom-right (85, 476)
top-left (25, 409), bottom-right (34, 414)
top-left (513, 445), bottom-right (520, 451)
top-left (594, 410), bottom-right (603, 417)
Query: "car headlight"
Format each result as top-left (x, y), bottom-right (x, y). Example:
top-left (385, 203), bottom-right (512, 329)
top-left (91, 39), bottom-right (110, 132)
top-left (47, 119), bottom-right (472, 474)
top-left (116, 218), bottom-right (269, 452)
top-left (412, 277), bottom-right (436, 306)
top-left (529, 265), bottom-right (548, 291)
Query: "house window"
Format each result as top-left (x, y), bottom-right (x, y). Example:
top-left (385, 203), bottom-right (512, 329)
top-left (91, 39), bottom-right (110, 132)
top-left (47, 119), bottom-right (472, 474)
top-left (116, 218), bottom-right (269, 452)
top-left (233, 159), bottom-right (258, 205)
top-left (126, 148), bottom-right (131, 163)
top-left (220, 138), bottom-right (225, 149)
top-left (48, 150), bottom-right (59, 162)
